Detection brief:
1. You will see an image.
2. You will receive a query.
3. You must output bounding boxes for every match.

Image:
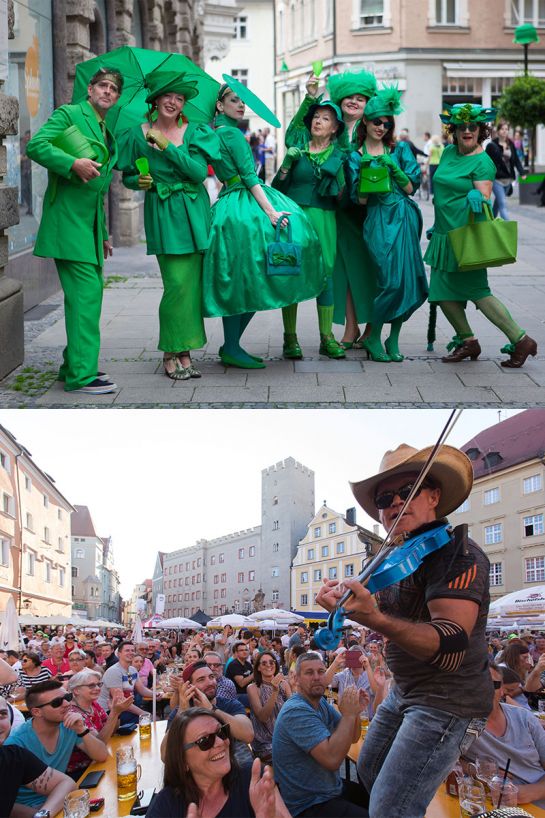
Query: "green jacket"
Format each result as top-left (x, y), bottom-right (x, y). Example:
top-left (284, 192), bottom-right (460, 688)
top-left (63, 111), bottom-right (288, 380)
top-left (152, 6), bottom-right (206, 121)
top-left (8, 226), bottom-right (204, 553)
top-left (26, 100), bottom-right (118, 265)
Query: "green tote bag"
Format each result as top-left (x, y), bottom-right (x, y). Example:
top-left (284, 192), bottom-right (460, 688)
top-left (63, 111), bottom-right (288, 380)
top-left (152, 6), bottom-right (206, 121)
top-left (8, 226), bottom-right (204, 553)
top-left (448, 204), bottom-right (518, 272)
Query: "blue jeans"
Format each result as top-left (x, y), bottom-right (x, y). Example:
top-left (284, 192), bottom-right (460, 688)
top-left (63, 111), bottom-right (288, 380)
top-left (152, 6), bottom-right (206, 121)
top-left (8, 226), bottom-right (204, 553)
top-left (492, 180), bottom-right (510, 220)
top-left (357, 686), bottom-right (471, 818)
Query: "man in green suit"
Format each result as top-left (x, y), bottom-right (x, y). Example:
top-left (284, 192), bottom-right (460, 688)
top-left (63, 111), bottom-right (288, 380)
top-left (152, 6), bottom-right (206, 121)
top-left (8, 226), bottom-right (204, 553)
top-left (26, 68), bottom-right (123, 394)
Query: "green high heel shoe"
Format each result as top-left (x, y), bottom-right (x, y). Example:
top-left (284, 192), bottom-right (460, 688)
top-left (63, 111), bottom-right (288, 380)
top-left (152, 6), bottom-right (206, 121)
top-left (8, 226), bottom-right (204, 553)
top-left (283, 333), bottom-right (303, 360)
top-left (341, 333), bottom-right (364, 350)
top-left (361, 339), bottom-right (391, 363)
top-left (384, 337), bottom-right (404, 362)
top-left (219, 349), bottom-right (266, 369)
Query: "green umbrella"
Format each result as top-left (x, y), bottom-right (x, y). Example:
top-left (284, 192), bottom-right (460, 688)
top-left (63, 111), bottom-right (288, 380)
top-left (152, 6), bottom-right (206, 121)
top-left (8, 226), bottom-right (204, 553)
top-left (222, 73), bottom-right (281, 128)
top-left (72, 46), bottom-right (220, 133)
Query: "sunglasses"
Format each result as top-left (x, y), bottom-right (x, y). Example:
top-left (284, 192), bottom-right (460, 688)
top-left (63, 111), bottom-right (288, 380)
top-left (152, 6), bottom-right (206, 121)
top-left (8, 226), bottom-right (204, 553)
top-left (183, 722), bottom-right (230, 751)
top-left (456, 123), bottom-right (479, 132)
top-left (34, 692), bottom-right (73, 709)
top-left (374, 481), bottom-right (435, 510)
top-left (493, 680), bottom-right (502, 690)
top-left (206, 662), bottom-right (223, 669)
top-left (370, 118), bottom-right (393, 130)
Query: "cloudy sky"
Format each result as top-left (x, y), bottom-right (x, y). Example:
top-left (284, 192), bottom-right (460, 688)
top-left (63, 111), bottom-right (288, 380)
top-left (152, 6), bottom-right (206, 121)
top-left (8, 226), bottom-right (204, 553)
top-left (1, 409), bottom-right (522, 597)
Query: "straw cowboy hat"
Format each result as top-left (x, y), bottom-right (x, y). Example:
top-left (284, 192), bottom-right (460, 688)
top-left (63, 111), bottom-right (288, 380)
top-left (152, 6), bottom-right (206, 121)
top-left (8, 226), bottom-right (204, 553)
top-left (350, 443), bottom-right (473, 523)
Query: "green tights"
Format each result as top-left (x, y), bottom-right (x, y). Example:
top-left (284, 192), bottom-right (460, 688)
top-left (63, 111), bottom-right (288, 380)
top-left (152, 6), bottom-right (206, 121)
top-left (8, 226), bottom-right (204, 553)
top-left (282, 277), bottom-right (335, 337)
top-left (365, 317), bottom-right (404, 358)
top-left (439, 297), bottom-right (524, 344)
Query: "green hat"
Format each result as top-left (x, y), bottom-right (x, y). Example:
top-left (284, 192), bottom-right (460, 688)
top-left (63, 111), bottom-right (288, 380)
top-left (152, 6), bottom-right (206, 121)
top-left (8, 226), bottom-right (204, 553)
top-left (144, 70), bottom-right (199, 104)
top-left (439, 103), bottom-right (497, 125)
top-left (513, 23), bottom-right (540, 45)
top-left (327, 70), bottom-right (377, 105)
top-left (364, 85), bottom-right (404, 120)
top-left (303, 100), bottom-right (346, 137)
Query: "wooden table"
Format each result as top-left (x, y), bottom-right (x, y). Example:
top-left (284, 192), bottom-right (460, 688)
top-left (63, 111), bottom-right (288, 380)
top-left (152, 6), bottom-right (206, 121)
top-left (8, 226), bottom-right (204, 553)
top-left (54, 721), bottom-right (167, 818)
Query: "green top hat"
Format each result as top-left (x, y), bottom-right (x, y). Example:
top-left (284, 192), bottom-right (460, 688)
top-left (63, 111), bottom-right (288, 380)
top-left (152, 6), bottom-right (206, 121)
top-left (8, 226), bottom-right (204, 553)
top-left (327, 70), bottom-right (377, 105)
top-left (144, 70), bottom-right (199, 104)
top-left (439, 102), bottom-right (497, 125)
top-left (364, 85), bottom-right (404, 120)
top-left (513, 23), bottom-right (540, 45)
top-left (303, 100), bottom-right (346, 137)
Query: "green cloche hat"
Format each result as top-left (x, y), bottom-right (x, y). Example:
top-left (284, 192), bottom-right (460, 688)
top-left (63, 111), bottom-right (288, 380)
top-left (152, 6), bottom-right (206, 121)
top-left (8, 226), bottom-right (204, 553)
top-left (144, 70), bottom-right (199, 104)
top-left (303, 100), bottom-right (346, 137)
top-left (327, 70), bottom-right (377, 105)
top-left (439, 102), bottom-right (497, 125)
top-left (364, 85), bottom-right (404, 120)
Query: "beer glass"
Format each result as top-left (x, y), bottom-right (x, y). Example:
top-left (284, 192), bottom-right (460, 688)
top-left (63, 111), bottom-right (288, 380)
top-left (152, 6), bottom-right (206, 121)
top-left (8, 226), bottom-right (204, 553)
top-left (116, 746), bottom-right (141, 801)
top-left (491, 779), bottom-right (518, 808)
top-left (360, 716), bottom-right (369, 738)
top-left (458, 779), bottom-right (486, 818)
top-left (64, 789), bottom-right (90, 818)
top-left (139, 713), bottom-right (152, 740)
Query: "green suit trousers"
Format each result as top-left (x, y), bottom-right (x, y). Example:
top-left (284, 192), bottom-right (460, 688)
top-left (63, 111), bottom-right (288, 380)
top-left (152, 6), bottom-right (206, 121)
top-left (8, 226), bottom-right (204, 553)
top-left (56, 259), bottom-right (104, 391)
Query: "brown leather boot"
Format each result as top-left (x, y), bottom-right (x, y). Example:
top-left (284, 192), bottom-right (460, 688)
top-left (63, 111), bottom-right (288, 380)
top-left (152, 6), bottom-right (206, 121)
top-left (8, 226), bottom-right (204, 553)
top-left (501, 335), bottom-right (538, 368)
top-left (442, 339), bottom-right (481, 363)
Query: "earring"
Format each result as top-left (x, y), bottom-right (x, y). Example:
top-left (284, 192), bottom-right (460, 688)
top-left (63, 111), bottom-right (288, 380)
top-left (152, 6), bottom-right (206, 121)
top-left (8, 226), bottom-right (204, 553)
top-left (151, 109), bottom-right (158, 123)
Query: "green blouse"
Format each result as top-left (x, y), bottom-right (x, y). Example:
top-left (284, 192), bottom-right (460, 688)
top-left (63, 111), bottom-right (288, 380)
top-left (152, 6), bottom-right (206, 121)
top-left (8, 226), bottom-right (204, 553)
top-left (213, 113), bottom-right (261, 189)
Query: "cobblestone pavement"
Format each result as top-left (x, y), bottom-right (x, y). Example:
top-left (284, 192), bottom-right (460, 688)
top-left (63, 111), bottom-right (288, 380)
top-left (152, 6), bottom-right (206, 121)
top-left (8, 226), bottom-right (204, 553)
top-left (1, 197), bottom-right (544, 408)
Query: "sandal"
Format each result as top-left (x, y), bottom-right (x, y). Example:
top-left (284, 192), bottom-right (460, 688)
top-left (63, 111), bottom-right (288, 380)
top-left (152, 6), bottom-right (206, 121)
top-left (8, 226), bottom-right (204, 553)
top-left (163, 354), bottom-right (191, 380)
top-left (177, 351), bottom-right (201, 379)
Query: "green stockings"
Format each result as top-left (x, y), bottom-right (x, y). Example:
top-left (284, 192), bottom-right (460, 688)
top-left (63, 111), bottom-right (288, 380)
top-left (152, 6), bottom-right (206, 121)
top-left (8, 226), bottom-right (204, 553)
top-left (475, 295), bottom-right (524, 344)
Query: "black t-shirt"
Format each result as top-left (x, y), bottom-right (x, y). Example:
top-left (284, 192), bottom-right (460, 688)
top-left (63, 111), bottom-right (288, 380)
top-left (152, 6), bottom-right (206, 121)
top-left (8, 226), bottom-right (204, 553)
top-left (147, 764), bottom-right (254, 818)
top-left (377, 521), bottom-right (494, 718)
top-left (225, 659), bottom-right (253, 694)
top-left (0, 745), bottom-right (48, 816)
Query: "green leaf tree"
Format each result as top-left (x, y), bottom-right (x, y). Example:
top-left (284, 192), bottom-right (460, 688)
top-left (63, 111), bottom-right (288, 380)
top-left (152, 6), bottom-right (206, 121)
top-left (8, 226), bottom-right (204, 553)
top-left (497, 75), bottom-right (545, 172)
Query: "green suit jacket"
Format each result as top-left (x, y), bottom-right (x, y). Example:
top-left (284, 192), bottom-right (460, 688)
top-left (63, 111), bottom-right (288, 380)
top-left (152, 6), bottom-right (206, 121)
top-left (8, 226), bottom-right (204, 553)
top-left (26, 100), bottom-right (118, 265)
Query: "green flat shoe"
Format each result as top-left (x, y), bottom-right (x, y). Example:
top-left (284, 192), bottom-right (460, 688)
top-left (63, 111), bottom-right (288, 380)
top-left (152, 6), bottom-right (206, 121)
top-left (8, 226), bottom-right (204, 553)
top-left (361, 339), bottom-right (391, 363)
top-left (283, 333), bottom-right (303, 359)
top-left (384, 338), bottom-right (404, 362)
top-left (220, 350), bottom-right (266, 369)
top-left (319, 333), bottom-right (346, 359)
top-left (219, 345), bottom-right (263, 364)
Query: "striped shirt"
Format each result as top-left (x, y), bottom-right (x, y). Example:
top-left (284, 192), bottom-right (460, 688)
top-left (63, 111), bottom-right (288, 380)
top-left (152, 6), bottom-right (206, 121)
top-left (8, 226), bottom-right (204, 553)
top-left (20, 667), bottom-right (53, 688)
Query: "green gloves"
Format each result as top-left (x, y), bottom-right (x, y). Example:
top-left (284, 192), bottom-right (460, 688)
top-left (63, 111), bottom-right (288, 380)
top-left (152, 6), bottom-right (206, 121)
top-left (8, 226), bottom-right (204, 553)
top-left (377, 153), bottom-right (410, 188)
top-left (281, 146), bottom-right (302, 171)
top-left (146, 128), bottom-right (170, 151)
top-left (466, 189), bottom-right (488, 213)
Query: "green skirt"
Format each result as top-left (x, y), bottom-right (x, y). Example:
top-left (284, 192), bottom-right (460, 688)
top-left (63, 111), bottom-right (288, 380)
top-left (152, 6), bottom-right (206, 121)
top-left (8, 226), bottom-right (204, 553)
top-left (203, 183), bottom-right (326, 317)
top-left (425, 232), bottom-right (491, 302)
top-left (302, 206), bottom-right (336, 280)
top-left (157, 253), bottom-right (206, 351)
top-left (333, 204), bottom-right (376, 324)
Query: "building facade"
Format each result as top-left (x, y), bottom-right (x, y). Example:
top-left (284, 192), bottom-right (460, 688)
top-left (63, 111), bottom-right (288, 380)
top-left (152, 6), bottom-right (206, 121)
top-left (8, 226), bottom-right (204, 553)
top-left (0, 423), bottom-right (74, 616)
top-left (455, 410), bottom-right (545, 603)
top-left (274, 0), bottom-right (545, 163)
top-left (291, 503), bottom-right (382, 616)
top-left (71, 504), bottom-right (121, 621)
top-left (160, 456), bottom-right (315, 618)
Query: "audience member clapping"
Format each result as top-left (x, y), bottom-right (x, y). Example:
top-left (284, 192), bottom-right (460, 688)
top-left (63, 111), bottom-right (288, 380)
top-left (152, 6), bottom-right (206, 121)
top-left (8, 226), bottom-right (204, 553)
top-left (247, 650), bottom-right (292, 762)
top-left (97, 640), bottom-right (162, 725)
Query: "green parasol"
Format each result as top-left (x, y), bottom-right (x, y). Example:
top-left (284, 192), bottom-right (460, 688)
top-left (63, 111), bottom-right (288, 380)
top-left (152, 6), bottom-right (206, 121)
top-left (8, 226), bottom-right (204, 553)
top-left (222, 73), bottom-right (281, 128)
top-left (72, 46), bottom-right (220, 134)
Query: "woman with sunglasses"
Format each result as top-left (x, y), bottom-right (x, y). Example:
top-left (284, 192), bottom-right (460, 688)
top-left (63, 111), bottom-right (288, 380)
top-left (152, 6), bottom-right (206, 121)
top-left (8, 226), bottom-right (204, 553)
top-left (425, 103), bottom-right (537, 368)
top-left (348, 86), bottom-right (428, 362)
top-left (147, 706), bottom-right (290, 818)
top-left (19, 652), bottom-right (53, 688)
top-left (247, 651), bottom-right (292, 763)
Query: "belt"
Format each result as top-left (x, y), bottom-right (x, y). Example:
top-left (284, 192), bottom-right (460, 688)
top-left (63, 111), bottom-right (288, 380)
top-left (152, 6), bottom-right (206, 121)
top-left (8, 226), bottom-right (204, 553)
top-left (224, 175), bottom-right (241, 188)
top-left (153, 181), bottom-right (199, 200)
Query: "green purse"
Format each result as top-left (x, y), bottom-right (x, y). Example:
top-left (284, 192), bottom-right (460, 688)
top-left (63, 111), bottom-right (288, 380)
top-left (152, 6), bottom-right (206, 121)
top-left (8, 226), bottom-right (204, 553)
top-left (266, 215), bottom-right (301, 276)
top-left (358, 165), bottom-right (392, 196)
top-left (448, 204), bottom-right (518, 272)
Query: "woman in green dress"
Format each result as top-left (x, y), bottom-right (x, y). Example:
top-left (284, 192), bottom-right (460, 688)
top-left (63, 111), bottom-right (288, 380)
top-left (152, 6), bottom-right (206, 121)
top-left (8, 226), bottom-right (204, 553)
top-left (425, 103), bottom-right (537, 367)
top-left (202, 84), bottom-right (325, 369)
top-left (118, 70), bottom-right (220, 380)
top-left (348, 87), bottom-right (428, 362)
top-left (272, 98), bottom-right (347, 359)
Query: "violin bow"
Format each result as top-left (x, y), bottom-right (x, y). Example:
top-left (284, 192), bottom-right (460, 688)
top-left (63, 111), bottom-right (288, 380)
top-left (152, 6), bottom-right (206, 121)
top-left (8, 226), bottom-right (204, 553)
top-left (336, 407), bottom-right (464, 609)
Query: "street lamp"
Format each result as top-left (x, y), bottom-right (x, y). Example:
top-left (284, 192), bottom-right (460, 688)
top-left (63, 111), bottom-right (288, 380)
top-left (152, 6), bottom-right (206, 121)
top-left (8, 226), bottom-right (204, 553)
top-left (513, 24), bottom-right (540, 76)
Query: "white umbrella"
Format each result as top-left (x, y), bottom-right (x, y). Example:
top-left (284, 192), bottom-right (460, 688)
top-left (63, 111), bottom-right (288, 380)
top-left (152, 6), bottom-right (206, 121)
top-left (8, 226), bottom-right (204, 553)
top-left (0, 597), bottom-right (23, 651)
top-left (160, 617), bottom-right (204, 630)
top-left (489, 586), bottom-right (545, 618)
top-left (142, 615), bottom-right (165, 628)
top-left (248, 619), bottom-right (289, 630)
top-left (207, 614), bottom-right (255, 629)
top-left (249, 609), bottom-right (305, 624)
top-left (131, 614), bottom-right (144, 643)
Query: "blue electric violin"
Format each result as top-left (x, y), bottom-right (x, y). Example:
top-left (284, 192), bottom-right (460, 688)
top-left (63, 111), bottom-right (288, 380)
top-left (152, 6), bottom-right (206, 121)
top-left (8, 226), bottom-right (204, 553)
top-left (314, 409), bottom-right (463, 651)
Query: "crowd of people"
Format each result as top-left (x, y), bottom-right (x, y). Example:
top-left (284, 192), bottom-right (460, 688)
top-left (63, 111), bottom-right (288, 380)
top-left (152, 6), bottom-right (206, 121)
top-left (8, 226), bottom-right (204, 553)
top-left (24, 61), bottom-right (538, 395)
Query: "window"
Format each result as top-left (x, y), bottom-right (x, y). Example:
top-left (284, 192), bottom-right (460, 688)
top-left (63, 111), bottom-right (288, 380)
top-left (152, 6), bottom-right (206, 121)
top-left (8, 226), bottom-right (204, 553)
top-left (455, 499), bottom-right (470, 513)
top-left (0, 537), bottom-right (10, 566)
top-left (307, 548), bottom-right (315, 560)
top-left (238, 572), bottom-right (244, 582)
top-left (27, 551), bottom-right (35, 575)
top-left (234, 600), bottom-right (241, 612)
top-left (58, 508), bottom-right (62, 520)
top-left (272, 496), bottom-right (278, 505)
top-left (314, 568), bottom-right (322, 581)
top-left (72, 566), bottom-right (78, 578)
top-left (511, 0), bottom-right (545, 26)
top-left (489, 562), bottom-right (503, 586)
top-left (0, 450), bottom-right (10, 473)
top-left (25, 475), bottom-right (31, 491)
top-left (328, 566), bottom-right (337, 579)
top-left (273, 543), bottom-right (279, 553)
top-left (483, 452), bottom-right (503, 469)
top-left (321, 545), bottom-right (329, 557)
top-left (345, 563), bottom-right (355, 577)
top-left (238, 548), bottom-right (245, 559)
top-left (185, 593), bottom-right (190, 601)
top-left (219, 553), bottom-right (225, 563)
top-left (75, 548), bottom-right (84, 559)
top-left (2, 493), bottom-right (15, 516)
top-left (272, 566), bottom-right (280, 577)
top-left (524, 474), bottom-right (542, 494)
top-left (314, 527), bottom-right (321, 537)
top-left (25, 512), bottom-right (34, 531)
top-left (231, 68), bottom-right (248, 86)
top-left (44, 526), bottom-right (50, 544)
top-left (43, 494), bottom-right (49, 508)
top-left (45, 561), bottom-right (51, 583)
top-left (272, 589), bottom-right (279, 601)
top-left (300, 593), bottom-right (308, 605)
top-left (273, 520), bottom-right (279, 531)
top-left (249, 570), bottom-right (255, 581)
top-left (524, 514), bottom-right (544, 537)
top-left (435, 0), bottom-right (457, 24)
top-left (484, 524), bottom-right (502, 545)
top-left (526, 556), bottom-right (545, 582)
top-left (249, 545), bottom-right (256, 557)
top-left (210, 555), bottom-right (215, 565)
top-left (336, 541), bottom-right (345, 554)
top-left (214, 589), bottom-right (219, 599)
top-left (234, 15), bottom-right (247, 38)
top-left (301, 571), bottom-right (308, 583)
top-left (484, 488), bottom-right (500, 506)
top-left (59, 567), bottom-right (65, 586)
top-left (328, 522), bottom-right (337, 534)
top-left (58, 537), bottom-right (64, 552)
top-left (359, 0), bottom-right (383, 26)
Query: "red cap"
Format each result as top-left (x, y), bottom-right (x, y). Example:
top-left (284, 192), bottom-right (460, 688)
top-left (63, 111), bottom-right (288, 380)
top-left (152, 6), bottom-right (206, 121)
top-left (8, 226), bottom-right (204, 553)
top-left (182, 662), bottom-right (198, 683)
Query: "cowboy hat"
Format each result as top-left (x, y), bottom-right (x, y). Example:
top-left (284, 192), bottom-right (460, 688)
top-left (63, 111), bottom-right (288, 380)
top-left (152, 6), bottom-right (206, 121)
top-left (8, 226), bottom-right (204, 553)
top-left (350, 443), bottom-right (473, 523)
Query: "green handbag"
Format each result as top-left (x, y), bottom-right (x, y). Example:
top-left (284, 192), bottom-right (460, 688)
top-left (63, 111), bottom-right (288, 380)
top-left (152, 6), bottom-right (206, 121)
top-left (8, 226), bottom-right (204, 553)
top-left (358, 165), bottom-right (392, 196)
top-left (266, 215), bottom-right (301, 276)
top-left (448, 204), bottom-right (518, 272)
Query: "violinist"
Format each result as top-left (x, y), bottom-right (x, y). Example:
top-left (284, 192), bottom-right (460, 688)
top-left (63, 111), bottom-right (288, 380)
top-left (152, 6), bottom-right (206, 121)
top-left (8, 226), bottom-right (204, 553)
top-left (316, 442), bottom-right (493, 818)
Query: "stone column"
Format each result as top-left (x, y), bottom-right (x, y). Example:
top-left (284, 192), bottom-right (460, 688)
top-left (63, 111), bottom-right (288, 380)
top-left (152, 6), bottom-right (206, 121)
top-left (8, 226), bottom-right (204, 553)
top-left (0, 0), bottom-right (24, 379)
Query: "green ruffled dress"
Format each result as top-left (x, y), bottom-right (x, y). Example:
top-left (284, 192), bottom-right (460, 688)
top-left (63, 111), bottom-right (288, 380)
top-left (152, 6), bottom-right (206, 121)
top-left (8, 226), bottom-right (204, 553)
top-left (347, 141), bottom-right (428, 324)
top-left (424, 145), bottom-right (496, 302)
top-left (202, 114), bottom-right (325, 318)
top-left (118, 123), bottom-right (220, 351)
